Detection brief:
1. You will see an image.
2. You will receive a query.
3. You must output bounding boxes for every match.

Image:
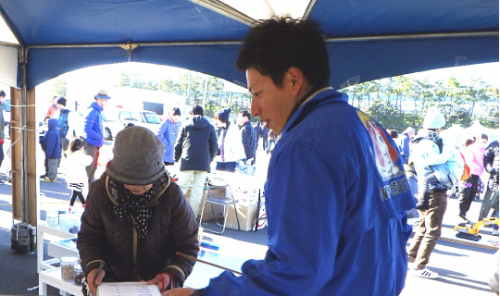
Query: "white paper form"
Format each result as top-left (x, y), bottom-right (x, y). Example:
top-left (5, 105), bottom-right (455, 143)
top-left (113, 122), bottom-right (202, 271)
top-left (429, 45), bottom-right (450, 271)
top-left (97, 282), bottom-right (161, 296)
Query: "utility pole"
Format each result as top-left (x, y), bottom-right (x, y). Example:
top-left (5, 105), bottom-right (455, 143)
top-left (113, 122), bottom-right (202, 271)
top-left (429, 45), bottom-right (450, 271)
top-left (203, 75), bottom-right (208, 110)
top-left (187, 71), bottom-right (192, 105)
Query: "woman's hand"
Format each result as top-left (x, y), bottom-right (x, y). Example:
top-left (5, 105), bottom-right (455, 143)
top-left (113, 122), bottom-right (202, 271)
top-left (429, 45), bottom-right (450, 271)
top-left (163, 288), bottom-right (195, 296)
top-left (146, 274), bottom-right (171, 291)
top-left (86, 268), bottom-right (106, 294)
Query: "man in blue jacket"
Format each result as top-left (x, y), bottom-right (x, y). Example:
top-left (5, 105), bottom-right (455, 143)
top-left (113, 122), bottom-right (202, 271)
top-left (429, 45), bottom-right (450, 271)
top-left (157, 107), bottom-right (182, 166)
top-left (167, 17), bottom-right (414, 296)
top-left (399, 127), bottom-right (415, 164)
top-left (83, 89), bottom-right (110, 189)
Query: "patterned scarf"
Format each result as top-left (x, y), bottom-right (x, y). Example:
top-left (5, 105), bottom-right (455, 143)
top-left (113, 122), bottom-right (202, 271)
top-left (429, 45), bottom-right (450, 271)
top-left (425, 131), bottom-right (444, 153)
top-left (109, 179), bottom-right (155, 239)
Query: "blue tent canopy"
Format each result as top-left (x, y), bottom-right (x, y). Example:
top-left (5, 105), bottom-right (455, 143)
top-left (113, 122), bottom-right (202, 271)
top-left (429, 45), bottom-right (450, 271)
top-left (0, 0), bottom-right (497, 90)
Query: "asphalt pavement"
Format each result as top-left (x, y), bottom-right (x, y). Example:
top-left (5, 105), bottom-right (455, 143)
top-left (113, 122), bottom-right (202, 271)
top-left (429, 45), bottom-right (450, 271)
top-left (401, 196), bottom-right (498, 296)
top-left (0, 138), bottom-right (497, 295)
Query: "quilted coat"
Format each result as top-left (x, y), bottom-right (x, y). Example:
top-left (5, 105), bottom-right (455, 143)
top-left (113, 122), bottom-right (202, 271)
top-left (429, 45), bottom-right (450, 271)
top-left (77, 172), bottom-right (199, 286)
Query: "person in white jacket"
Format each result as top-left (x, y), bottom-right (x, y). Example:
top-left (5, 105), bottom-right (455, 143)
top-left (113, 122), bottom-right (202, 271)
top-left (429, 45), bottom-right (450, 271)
top-left (408, 108), bottom-right (463, 279)
top-left (214, 108), bottom-right (245, 173)
top-left (66, 138), bottom-right (93, 212)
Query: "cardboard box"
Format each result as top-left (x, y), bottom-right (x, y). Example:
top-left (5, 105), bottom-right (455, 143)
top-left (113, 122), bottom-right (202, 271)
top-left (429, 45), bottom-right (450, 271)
top-left (226, 203), bottom-right (259, 231)
top-left (185, 186), bottom-right (227, 221)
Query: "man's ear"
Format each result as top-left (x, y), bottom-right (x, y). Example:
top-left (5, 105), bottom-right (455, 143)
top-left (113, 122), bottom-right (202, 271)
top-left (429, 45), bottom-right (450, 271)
top-left (285, 67), bottom-right (304, 95)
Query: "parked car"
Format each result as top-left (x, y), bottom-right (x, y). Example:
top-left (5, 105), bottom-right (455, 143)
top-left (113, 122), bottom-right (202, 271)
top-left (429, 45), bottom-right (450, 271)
top-left (101, 111), bottom-right (123, 140)
top-left (117, 110), bottom-right (161, 133)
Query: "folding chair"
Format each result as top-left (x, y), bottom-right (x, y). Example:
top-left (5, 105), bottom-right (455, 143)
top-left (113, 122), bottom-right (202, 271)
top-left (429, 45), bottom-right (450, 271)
top-left (199, 176), bottom-right (240, 234)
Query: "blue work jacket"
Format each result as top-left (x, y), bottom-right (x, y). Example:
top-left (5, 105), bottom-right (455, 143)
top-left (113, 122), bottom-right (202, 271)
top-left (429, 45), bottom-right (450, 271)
top-left (204, 88), bottom-right (415, 296)
top-left (157, 117), bottom-right (180, 163)
top-left (84, 102), bottom-right (104, 148)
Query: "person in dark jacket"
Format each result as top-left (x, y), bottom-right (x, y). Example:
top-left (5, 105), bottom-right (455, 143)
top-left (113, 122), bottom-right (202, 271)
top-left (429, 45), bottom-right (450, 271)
top-left (261, 122), bottom-right (269, 150)
top-left (39, 116), bottom-right (51, 179)
top-left (39, 118), bottom-right (61, 182)
top-left (174, 105), bottom-right (218, 215)
top-left (254, 121), bottom-right (262, 149)
top-left (237, 110), bottom-right (258, 165)
top-left (83, 89), bottom-right (110, 189)
top-left (77, 126), bottom-right (199, 296)
top-left (56, 97), bottom-right (71, 152)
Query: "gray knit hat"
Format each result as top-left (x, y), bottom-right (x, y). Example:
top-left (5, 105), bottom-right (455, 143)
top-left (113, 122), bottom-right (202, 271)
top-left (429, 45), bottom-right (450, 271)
top-left (423, 107), bottom-right (446, 130)
top-left (106, 126), bottom-right (166, 185)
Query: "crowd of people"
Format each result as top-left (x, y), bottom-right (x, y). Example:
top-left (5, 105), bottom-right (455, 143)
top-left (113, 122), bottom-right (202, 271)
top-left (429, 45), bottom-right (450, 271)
top-left (391, 110), bottom-right (499, 281)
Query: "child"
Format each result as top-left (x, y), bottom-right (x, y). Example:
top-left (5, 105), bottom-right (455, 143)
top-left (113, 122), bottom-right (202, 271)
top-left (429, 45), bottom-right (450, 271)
top-left (40, 118), bottom-right (61, 182)
top-left (66, 138), bottom-right (93, 212)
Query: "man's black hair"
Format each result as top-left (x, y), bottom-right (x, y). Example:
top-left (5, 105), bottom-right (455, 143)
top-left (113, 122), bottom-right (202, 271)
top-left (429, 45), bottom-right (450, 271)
top-left (239, 110), bottom-right (251, 121)
top-left (190, 104), bottom-right (204, 116)
top-left (172, 107), bottom-right (181, 116)
top-left (236, 16), bottom-right (330, 88)
top-left (0, 90), bottom-right (5, 98)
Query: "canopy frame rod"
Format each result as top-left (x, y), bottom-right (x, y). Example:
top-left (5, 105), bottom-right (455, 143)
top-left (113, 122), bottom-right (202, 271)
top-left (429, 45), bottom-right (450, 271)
top-left (25, 40), bottom-right (241, 62)
top-left (325, 31), bottom-right (498, 43)
top-left (187, 0), bottom-right (255, 26)
top-left (0, 41), bottom-right (19, 48)
top-left (25, 30), bottom-right (497, 55)
top-left (303, 0), bottom-right (319, 19)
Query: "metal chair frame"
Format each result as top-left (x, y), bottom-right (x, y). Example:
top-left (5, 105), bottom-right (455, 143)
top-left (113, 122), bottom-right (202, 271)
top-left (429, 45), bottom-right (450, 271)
top-left (199, 180), bottom-right (240, 234)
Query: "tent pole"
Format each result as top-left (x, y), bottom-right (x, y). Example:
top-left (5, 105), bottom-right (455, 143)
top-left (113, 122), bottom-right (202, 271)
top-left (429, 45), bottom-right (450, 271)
top-left (19, 46), bottom-right (29, 224)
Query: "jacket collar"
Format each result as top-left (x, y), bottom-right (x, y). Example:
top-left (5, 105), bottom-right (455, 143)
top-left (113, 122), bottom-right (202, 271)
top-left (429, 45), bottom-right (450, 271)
top-left (282, 87), bottom-right (347, 137)
top-left (90, 101), bottom-right (103, 112)
top-left (239, 121), bottom-right (251, 129)
top-left (104, 172), bottom-right (171, 207)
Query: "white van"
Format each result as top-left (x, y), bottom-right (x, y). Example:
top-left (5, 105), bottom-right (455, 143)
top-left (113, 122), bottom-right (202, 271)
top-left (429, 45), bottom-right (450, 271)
top-left (118, 110), bottom-right (161, 133)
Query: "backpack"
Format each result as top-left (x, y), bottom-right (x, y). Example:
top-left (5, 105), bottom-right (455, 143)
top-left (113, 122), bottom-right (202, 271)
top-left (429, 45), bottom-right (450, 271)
top-left (57, 109), bottom-right (70, 138)
top-left (457, 148), bottom-right (471, 181)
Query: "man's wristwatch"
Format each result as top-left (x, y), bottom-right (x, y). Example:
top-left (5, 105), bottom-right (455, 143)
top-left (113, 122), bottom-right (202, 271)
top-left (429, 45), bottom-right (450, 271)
top-left (190, 289), bottom-right (205, 296)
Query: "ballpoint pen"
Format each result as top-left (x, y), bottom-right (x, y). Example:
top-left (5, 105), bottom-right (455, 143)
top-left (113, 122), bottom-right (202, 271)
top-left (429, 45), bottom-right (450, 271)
top-left (94, 262), bottom-right (105, 285)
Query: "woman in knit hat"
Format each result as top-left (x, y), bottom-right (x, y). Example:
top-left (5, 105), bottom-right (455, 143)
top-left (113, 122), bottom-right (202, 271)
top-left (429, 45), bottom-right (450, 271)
top-left (214, 108), bottom-right (245, 172)
top-left (77, 126), bottom-right (199, 295)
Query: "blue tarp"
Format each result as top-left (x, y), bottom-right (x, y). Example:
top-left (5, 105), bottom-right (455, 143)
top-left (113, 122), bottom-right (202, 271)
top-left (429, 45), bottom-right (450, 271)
top-left (0, 0), bottom-right (497, 89)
